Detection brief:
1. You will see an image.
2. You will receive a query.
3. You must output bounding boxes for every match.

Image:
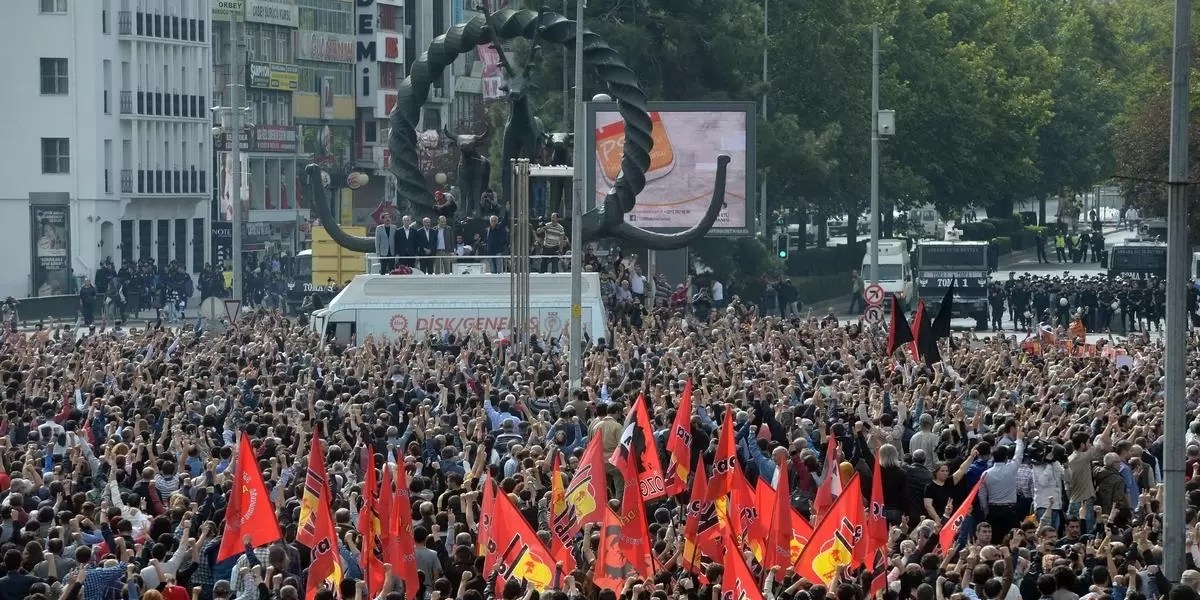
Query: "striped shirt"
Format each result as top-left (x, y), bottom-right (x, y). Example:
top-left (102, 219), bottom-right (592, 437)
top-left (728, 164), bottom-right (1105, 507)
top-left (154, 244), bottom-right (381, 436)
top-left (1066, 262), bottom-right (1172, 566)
top-left (542, 221), bottom-right (566, 249)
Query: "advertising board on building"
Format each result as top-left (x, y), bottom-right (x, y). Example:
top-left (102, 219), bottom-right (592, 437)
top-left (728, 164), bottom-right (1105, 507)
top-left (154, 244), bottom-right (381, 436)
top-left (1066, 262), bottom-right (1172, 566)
top-left (217, 126), bottom-right (298, 153)
top-left (248, 61), bottom-right (299, 91)
top-left (297, 30), bottom-right (355, 63)
top-left (245, 0), bottom-right (298, 27)
top-left (212, 0), bottom-right (244, 21)
top-left (586, 101), bottom-right (756, 236)
top-left (356, 0), bottom-right (379, 108)
top-left (30, 205), bottom-right (71, 297)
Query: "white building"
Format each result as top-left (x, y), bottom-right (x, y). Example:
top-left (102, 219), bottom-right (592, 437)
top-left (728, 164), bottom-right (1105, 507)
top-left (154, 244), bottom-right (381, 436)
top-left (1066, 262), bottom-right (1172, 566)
top-left (0, 0), bottom-right (212, 298)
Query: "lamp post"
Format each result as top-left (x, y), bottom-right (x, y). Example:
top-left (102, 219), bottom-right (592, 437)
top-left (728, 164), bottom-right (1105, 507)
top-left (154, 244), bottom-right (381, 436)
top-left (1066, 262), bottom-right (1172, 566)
top-left (868, 24), bottom-right (895, 287)
top-left (568, 0), bottom-right (586, 391)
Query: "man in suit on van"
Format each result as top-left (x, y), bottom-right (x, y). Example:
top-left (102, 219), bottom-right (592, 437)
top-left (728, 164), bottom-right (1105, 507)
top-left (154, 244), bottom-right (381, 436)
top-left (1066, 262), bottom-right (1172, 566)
top-left (395, 215), bottom-right (417, 267)
top-left (375, 212), bottom-right (398, 274)
top-left (417, 217), bottom-right (438, 273)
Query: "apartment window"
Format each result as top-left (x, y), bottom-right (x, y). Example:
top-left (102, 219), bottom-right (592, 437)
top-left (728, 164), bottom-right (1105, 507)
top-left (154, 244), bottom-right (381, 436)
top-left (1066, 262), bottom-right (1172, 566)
top-left (41, 138), bottom-right (70, 174)
top-left (276, 29), bottom-right (290, 63)
top-left (40, 58), bottom-right (68, 95)
top-left (276, 94), bottom-right (290, 124)
top-left (40, 0), bottom-right (68, 13)
top-left (120, 220), bottom-right (134, 264)
top-left (192, 218), bottom-right (205, 271)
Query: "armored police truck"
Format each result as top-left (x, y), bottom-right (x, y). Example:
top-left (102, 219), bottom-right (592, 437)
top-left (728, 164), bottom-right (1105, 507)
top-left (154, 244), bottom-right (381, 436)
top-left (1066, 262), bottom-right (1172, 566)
top-left (1105, 240), bottom-right (1167, 281)
top-left (915, 240), bottom-right (991, 330)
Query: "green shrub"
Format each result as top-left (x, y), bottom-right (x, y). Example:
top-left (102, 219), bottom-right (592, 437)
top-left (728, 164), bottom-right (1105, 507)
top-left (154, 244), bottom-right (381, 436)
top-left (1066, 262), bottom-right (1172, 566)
top-left (960, 222), bottom-right (996, 241)
top-left (790, 273), bottom-right (854, 305)
top-left (992, 236), bottom-right (1013, 255)
top-left (785, 243), bottom-right (866, 277)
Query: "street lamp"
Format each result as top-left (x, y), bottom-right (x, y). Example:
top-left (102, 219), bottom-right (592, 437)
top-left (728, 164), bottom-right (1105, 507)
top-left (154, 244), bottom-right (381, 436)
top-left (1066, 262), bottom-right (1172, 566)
top-left (867, 24), bottom-right (896, 286)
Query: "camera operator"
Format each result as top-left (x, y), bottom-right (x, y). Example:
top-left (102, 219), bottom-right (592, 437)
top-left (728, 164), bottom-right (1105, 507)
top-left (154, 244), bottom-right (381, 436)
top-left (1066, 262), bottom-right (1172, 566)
top-left (1029, 440), bottom-right (1069, 530)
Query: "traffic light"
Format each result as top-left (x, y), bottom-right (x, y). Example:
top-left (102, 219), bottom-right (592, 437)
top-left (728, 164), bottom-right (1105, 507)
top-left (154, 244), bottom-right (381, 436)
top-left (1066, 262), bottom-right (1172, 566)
top-left (776, 233), bottom-right (789, 259)
top-left (776, 216), bottom-right (786, 228)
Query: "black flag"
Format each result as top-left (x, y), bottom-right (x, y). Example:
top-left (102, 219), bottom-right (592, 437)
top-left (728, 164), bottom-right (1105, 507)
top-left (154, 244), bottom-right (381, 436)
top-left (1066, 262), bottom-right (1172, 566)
top-left (931, 282), bottom-right (956, 338)
top-left (916, 306), bottom-right (942, 365)
top-left (886, 295), bottom-right (915, 357)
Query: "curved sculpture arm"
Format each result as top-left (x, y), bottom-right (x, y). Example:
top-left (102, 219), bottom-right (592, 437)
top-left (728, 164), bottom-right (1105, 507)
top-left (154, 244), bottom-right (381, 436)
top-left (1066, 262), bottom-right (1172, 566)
top-left (303, 164), bottom-right (375, 254)
top-left (606, 155), bottom-right (732, 250)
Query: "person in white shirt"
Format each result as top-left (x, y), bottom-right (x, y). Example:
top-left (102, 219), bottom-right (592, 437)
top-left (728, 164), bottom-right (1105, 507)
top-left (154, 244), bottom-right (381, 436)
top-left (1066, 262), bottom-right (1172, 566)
top-left (711, 279), bottom-right (725, 309)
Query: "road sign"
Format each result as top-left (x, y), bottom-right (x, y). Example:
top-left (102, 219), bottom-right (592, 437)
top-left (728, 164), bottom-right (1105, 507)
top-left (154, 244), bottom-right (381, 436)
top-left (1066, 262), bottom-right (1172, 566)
top-left (864, 305), bottom-right (884, 324)
top-left (223, 299), bottom-right (242, 324)
top-left (864, 283), bottom-right (885, 306)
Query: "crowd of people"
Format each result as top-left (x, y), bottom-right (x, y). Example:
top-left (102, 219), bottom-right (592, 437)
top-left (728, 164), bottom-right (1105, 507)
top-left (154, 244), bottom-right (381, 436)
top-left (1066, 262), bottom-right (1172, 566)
top-left (987, 273), bottom-right (1185, 334)
top-left (0, 263), bottom-right (1196, 600)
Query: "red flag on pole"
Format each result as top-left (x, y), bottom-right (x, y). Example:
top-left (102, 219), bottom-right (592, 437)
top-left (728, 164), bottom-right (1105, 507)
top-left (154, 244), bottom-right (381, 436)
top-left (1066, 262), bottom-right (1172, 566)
top-left (549, 454), bottom-right (578, 576)
top-left (938, 476), bottom-right (984, 553)
top-left (295, 432), bottom-right (342, 600)
top-left (795, 475), bottom-right (864, 585)
top-left (858, 450), bottom-right (888, 565)
top-left (217, 434), bottom-right (282, 562)
top-left (358, 451), bottom-right (385, 596)
top-left (664, 380), bottom-right (695, 496)
top-left (391, 458), bottom-right (420, 598)
top-left (610, 393), bottom-right (668, 502)
top-left (812, 433), bottom-right (843, 520)
top-left (551, 434), bottom-right (607, 544)
top-left (723, 531), bottom-right (766, 600)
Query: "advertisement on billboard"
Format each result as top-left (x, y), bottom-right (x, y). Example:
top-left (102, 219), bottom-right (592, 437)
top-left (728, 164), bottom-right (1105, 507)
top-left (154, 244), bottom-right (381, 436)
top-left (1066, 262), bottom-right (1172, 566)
top-left (212, 0), bottom-right (244, 21)
top-left (248, 61), bottom-right (298, 91)
top-left (297, 30), bottom-right (355, 63)
top-left (245, 0), bottom-right (297, 27)
top-left (30, 205), bottom-right (71, 297)
top-left (587, 102), bottom-right (755, 236)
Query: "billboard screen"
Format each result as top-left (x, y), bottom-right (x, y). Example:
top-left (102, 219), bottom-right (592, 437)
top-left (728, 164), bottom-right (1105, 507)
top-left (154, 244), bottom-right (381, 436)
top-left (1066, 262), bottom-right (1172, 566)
top-left (587, 102), bottom-right (755, 236)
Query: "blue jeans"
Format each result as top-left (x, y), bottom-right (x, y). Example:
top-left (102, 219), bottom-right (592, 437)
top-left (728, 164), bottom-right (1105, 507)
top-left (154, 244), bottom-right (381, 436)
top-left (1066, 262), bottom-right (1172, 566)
top-left (488, 257), bottom-right (504, 273)
top-left (1066, 499), bottom-right (1095, 534)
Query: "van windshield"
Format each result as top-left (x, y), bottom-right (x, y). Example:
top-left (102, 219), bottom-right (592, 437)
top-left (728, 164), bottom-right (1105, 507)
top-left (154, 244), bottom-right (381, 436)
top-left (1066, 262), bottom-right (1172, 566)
top-left (863, 264), bottom-right (904, 280)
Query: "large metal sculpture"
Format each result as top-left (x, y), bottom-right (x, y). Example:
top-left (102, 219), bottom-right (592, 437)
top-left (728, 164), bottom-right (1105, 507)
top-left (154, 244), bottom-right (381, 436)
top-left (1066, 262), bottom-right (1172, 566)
top-left (303, 6), bottom-right (730, 251)
top-left (442, 122), bottom-right (493, 216)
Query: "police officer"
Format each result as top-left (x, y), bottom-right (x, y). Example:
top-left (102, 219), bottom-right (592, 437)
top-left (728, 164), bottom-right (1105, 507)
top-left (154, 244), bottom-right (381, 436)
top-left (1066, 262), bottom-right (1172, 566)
top-left (989, 283), bottom-right (1006, 331)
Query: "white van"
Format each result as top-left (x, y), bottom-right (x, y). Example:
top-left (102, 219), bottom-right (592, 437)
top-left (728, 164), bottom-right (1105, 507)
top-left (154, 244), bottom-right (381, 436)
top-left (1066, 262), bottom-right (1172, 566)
top-left (312, 272), bottom-right (609, 345)
top-left (861, 239), bottom-right (916, 311)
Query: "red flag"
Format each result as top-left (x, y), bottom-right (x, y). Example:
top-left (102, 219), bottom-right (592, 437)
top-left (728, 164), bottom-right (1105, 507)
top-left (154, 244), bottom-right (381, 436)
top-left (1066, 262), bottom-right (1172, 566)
top-left (682, 457), bottom-right (710, 574)
top-left (731, 468), bottom-right (767, 557)
top-left (858, 451), bottom-right (888, 565)
top-left (549, 454), bottom-right (577, 576)
top-left (938, 476), bottom-right (984, 553)
top-left (610, 393), bottom-right (667, 502)
top-left (552, 435), bottom-right (607, 544)
top-left (664, 380), bottom-right (695, 496)
top-left (358, 451), bottom-right (385, 596)
top-left (812, 434), bottom-right (843, 520)
top-left (478, 477), bottom-right (497, 557)
top-left (485, 488), bottom-right (557, 591)
top-left (217, 435), bottom-right (282, 562)
top-left (377, 458), bottom-right (397, 576)
top-left (758, 476), bottom-right (815, 572)
top-left (706, 408), bottom-right (738, 503)
top-left (295, 432), bottom-right (342, 599)
top-left (910, 300), bottom-right (926, 359)
top-left (765, 456), bottom-right (800, 575)
top-left (391, 458), bottom-right (420, 597)
top-left (795, 475), bottom-right (864, 585)
top-left (594, 509), bottom-right (629, 591)
top-left (723, 531), bottom-right (766, 600)
top-left (615, 433), bottom-right (655, 579)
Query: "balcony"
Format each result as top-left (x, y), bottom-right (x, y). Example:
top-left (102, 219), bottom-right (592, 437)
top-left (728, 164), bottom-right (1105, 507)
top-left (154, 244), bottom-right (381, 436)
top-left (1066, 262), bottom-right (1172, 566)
top-left (120, 90), bottom-right (133, 114)
top-left (118, 10), bottom-right (132, 36)
top-left (120, 169), bottom-right (133, 194)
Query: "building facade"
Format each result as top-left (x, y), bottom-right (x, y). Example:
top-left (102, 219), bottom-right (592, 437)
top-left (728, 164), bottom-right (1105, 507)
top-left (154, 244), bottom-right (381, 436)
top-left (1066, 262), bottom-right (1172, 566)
top-left (0, 0), bottom-right (213, 298)
top-left (212, 0), bottom-right (304, 260)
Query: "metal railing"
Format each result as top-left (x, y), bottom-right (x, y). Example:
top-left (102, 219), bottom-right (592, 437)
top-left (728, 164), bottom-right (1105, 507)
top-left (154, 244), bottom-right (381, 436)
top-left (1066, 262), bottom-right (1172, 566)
top-left (119, 90), bottom-right (133, 114)
top-left (118, 10), bottom-right (132, 35)
top-left (120, 169), bottom-right (133, 193)
top-left (361, 252), bottom-right (572, 276)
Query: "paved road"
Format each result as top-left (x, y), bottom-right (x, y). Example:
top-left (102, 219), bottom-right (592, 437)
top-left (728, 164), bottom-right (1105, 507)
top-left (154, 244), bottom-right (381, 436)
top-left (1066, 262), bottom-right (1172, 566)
top-left (807, 226), bottom-right (1137, 320)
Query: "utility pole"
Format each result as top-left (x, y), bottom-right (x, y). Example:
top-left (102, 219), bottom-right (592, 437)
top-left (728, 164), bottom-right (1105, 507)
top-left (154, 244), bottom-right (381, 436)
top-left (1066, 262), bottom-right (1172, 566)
top-left (563, 0), bottom-right (570, 128)
top-left (1163, 0), bottom-right (1190, 583)
top-left (229, 16), bottom-right (245, 302)
top-left (760, 0), bottom-right (768, 237)
top-left (568, 0), bottom-right (585, 391)
top-left (868, 23), bottom-right (880, 285)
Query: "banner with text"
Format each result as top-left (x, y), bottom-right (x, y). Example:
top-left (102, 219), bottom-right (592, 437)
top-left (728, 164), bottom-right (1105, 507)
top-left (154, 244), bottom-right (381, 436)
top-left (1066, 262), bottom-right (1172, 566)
top-left (30, 205), bottom-right (71, 297)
